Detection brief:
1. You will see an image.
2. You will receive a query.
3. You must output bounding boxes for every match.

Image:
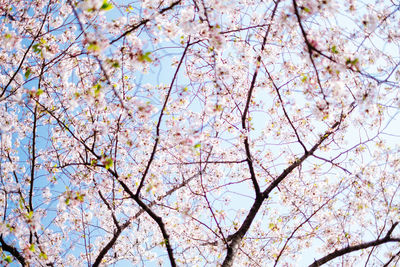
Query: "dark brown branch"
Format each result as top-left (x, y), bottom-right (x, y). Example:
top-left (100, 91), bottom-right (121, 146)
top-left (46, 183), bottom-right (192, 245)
top-left (96, 144), bottom-right (219, 266)
top-left (92, 168), bottom-right (177, 266)
top-left (0, 1), bottom-right (50, 100)
top-left (110, 0), bottom-right (181, 45)
top-left (94, 162), bottom-right (177, 266)
top-left (135, 39), bottom-right (191, 196)
top-left (240, 0), bottom-right (280, 199)
top-left (263, 120), bottom-right (340, 199)
top-left (168, 159), bottom-right (247, 165)
top-left (274, 193), bottom-right (341, 266)
top-left (220, 23), bottom-right (270, 34)
top-left (92, 220), bottom-right (130, 267)
top-left (0, 236), bottom-right (26, 266)
top-left (292, 0), bottom-right (327, 102)
top-left (309, 222), bottom-right (400, 267)
top-left (28, 60), bottom-right (44, 244)
top-left (35, 102), bottom-right (178, 265)
top-left (222, 119), bottom-right (341, 267)
top-left (198, 160), bottom-right (229, 245)
top-left (133, 197), bottom-right (177, 267)
top-left (290, 0), bottom-right (397, 88)
top-left (221, 195), bottom-right (264, 267)
top-left (242, 137), bottom-right (261, 196)
top-left (383, 248), bottom-right (400, 267)
top-left (97, 190), bottom-right (121, 231)
top-left (266, 69), bottom-right (307, 153)
top-left (222, 2), bottom-right (281, 265)
top-left (28, 104), bottom-right (37, 244)
top-left (93, 148), bottom-right (216, 266)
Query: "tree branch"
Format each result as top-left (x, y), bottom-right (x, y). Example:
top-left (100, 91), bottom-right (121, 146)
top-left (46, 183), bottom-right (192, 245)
top-left (222, 119), bottom-right (341, 267)
top-left (310, 222), bottom-right (400, 267)
top-left (92, 220), bottom-right (130, 267)
top-left (263, 120), bottom-right (340, 199)
top-left (240, 0), bottom-right (281, 199)
top-left (0, 1), bottom-right (50, 100)
top-left (221, 1), bottom-right (283, 265)
top-left (135, 38), bottom-right (191, 196)
top-left (110, 0), bottom-right (181, 45)
top-left (0, 236), bottom-right (26, 266)
top-left (292, 0), bottom-right (327, 102)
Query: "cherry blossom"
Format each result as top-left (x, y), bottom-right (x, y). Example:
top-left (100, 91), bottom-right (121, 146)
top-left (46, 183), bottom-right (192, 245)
top-left (0, 0), bottom-right (400, 266)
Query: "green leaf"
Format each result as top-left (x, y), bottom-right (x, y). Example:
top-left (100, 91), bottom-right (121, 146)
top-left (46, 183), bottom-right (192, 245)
top-left (33, 43), bottom-right (41, 54)
top-left (24, 68), bottom-right (31, 79)
top-left (29, 244), bottom-right (35, 252)
top-left (101, 0), bottom-right (113, 11)
top-left (112, 61), bottom-right (120, 68)
top-left (346, 57), bottom-right (359, 66)
top-left (138, 52), bottom-right (153, 63)
top-left (76, 192), bottom-right (85, 202)
top-left (26, 211), bottom-right (33, 219)
top-left (4, 256), bottom-right (12, 263)
top-left (160, 239), bottom-right (168, 246)
top-left (93, 83), bottom-right (101, 97)
top-left (194, 143), bottom-right (201, 149)
top-left (6, 223), bottom-right (14, 232)
top-left (146, 185), bottom-right (152, 193)
top-left (87, 43), bottom-right (100, 51)
top-left (19, 198), bottom-right (24, 210)
top-left (331, 45), bottom-right (338, 54)
top-left (104, 158), bottom-right (113, 170)
top-left (39, 252), bottom-right (48, 260)
top-left (36, 88), bottom-right (44, 96)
